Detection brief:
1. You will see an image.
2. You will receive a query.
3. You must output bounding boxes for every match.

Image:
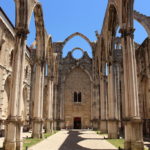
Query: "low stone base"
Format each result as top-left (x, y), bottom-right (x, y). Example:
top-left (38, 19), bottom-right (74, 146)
top-left (124, 120), bottom-right (144, 150)
top-left (4, 141), bottom-right (16, 150)
top-left (124, 141), bottom-right (144, 150)
top-left (108, 120), bottom-right (119, 139)
top-left (60, 121), bottom-right (65, 129)
top-left (100, 120), bottom-right (107, 133)
top-left (16, 140), bottom-right (23, 150)
top-left (32, 121), bottom-right (43, 138)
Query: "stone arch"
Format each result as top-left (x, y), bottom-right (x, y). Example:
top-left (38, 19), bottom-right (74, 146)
top-left (15, 1), bottom-right (46, 58)
top-left (63, 32), bottom-right (92, 48)
top-left (45, 36), bottom-right (53, 61)
top-left (106, 4), bottom-right (119, 63)
top-left (71, 47), bottom-right (85, 53)
top-left (108, 4), bottom-right (119, 36)
top-left (134, 10), bottom-right (150, 37)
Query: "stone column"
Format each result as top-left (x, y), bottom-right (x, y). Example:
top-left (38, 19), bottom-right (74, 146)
top-left (53, 85), bottom-right (58, 130)
top-left (100, 75), bottom-right (107, 133)
top-left (45, 77), bottom-right (54, 133)
top-left (120, 28), bottom-right (144, 150)
top-left (107, 64), bottom-right (119, 139)
top-left (60, 82), bottom-right (65, 129)
top-left (4, 29), bottom-right (28, 150)
top-left (32, 60), bottom-right (45, 138)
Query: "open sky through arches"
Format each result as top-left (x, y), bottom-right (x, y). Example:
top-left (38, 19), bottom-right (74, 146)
top-left (0, 0), bottom-right (149, 58)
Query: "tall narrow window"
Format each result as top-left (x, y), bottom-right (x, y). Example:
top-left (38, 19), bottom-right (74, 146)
top-left (74, 92), bottom-right (82, 103)
top-left (78, 92), bottom-right (81, 102)
top-left (74, 92), bottom-right (77, 102)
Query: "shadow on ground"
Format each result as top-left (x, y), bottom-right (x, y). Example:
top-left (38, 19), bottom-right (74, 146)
top-left (58, 130), bottom-right (116, 150)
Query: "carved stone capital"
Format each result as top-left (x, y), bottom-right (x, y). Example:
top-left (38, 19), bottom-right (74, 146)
top-left (120, 27), bottom-right (135, 38)
top-left (32, 117), bottom-right (44, 123)
top-left (5, 116), bottom-right (24, 125)
top-left (15, 27), bottom-right (29, 39)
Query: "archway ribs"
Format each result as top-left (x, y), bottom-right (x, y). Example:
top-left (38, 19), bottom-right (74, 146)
top-left (1, 0), bottom-right (149, 150)
top-left (134, 10), bottom-right (150, 37)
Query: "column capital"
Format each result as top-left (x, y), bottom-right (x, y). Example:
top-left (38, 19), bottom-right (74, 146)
top-left (32, 117), bottom-right (44, 123)
top-left (119, 27), bottom-right (135, 38)
top-left (5, 116), bottom-right (24, 125)
top-left (15, 27), bottom-right (29, 39)
top-left (35, 57), bottom-right (45, 66)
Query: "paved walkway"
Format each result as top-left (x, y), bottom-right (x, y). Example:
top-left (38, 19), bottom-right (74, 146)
top-left (28, 130), bottom-right (117, 150)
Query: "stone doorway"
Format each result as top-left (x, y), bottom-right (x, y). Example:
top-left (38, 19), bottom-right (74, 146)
top-left (74, 117), bottom-right (81, 129)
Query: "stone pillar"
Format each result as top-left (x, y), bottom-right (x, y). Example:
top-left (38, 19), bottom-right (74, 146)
top-left (32, 61), bottom-right (45, 138)
top-left (100, 75), bottom-right (107, 133)
top-left (120, 27), bottom-right (144, 150)
top-left (107, 65), bottom-right (119, 139)
top-left (4, 29), bottom-right (27, 150)
top-left (53, 85), bottom-right (58, 130)
top-left (92, 84), bottom-right (100, 129)
top-left (45, 78), bottom-right (54, 133)
top-left (60, 82), bottom-right (65, 129)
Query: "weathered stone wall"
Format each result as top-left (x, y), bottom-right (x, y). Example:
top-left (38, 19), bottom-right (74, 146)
top-left (136, 38), bottom-right (150, 137)
top-left (64, 67), bottom-right (92, 129)
top-left (0, 9), bottom-right (32, 132)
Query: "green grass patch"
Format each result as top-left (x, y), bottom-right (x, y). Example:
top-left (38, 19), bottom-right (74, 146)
top-left (107, 139), bottom-right (124, 149)
top-left (23, 131), bottom-right (58, 150)
top-left (23, 138), bottom-right (42, 150)
top-left (107, 139), bottom-right (148, 150)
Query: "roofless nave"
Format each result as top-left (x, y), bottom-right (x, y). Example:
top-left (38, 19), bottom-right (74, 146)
top-left (0, 0), bottom-right (150, 150)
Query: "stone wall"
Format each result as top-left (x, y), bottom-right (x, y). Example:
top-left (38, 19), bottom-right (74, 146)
top-left (64, 67), bottom-right (92, 129)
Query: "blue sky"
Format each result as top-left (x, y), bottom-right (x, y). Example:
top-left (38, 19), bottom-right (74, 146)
top-left (0, 0), bottom-right (149, 58)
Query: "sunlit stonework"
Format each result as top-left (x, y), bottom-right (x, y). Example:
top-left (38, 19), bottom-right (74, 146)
top-left (0, 0), bottom-right (149, 150)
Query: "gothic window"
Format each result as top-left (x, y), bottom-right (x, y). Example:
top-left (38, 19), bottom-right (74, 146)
top-left (78, 92), bottom-right (81, 102)
top-left (74, 92), bottom-right (78, 102)
top-left (74, 92), bottom-right (82, 103)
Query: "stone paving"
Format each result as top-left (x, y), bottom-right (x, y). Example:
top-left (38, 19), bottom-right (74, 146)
top-left (28, 130), bottom-right (117, 150)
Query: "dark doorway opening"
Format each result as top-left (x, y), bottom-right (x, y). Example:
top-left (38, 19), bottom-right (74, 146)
top-left (74, 117), bottom-right (81, 129)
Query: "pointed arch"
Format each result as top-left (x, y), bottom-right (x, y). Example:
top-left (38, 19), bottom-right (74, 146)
top-left (15, 1), bottom-right (46, 58)
top-left (64, 65), bottom-right (93, 83)
top-left (63, 32), bottom-right (92, 48)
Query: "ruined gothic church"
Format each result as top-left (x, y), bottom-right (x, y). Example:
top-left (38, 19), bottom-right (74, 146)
top-left (0, 0), bottom-right (150, 150)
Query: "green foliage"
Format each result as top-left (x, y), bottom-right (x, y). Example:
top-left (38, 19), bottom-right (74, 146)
top-left (107, 139), bottom-right (124, 149)
top-left (23, 138), bottom-right (42, 150)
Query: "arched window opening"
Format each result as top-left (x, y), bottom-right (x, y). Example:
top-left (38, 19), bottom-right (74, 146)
top-left (105, 63), bottom-right (109, 76)
top-left (78, 92), bottom-right (82, 102)
top-left (45, 64), bottom-right (48, 76)
top-left (74, 92), bottom-right (82, 103)
top-left (27, 13), bottom-right (36, 47)
top-left (72, 49), bottom-right (84, 59)
top-left (74, 92), bottom-right (78, 102)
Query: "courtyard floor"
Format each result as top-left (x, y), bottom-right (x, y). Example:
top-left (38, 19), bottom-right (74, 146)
top-left (28, 130), bottom-right (117, 150)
